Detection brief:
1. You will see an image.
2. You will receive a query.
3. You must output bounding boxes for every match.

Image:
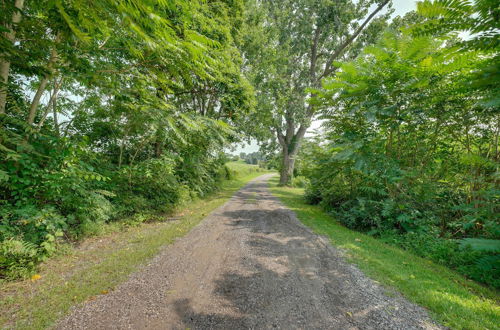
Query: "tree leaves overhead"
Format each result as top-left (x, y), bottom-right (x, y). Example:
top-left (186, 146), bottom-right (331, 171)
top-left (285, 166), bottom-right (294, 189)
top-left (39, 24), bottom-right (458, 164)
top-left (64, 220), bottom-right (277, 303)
top-left (413, 0), bottom-right (499, 51)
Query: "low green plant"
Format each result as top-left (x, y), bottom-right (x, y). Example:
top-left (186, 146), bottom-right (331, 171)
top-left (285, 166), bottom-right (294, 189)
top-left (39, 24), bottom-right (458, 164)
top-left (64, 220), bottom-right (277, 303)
top-left (291, 176), bottom-right (308, 188)
top-left (0, 239), bottom-right (39, 279)
top-left (0, 205), bottom-right (68, 278)
top-left (380, 231), bottom-right (500, 288)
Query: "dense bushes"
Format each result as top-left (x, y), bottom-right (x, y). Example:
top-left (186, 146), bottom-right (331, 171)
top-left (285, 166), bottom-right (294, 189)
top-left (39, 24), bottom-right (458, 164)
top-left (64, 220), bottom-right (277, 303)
top-left (0, 129), bottom-right (232, 279)
top-left (298, 6), bottom-right (499, 288)
top-left (301, 139), bottom-right (499, 287)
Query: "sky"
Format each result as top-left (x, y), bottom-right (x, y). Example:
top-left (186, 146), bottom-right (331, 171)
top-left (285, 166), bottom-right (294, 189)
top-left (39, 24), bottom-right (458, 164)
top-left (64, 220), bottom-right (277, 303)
top-left (232, 0), bottom-right (418, 155)
top-left (392, 0), bottom-right (417, 17)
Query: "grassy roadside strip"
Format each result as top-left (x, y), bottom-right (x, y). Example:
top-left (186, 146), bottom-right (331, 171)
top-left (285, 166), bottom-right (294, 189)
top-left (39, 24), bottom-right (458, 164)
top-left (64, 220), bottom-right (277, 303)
top-left (0, 165), bottom-right (270, 329)
top-left (269, 177), bottom-right (499, 330)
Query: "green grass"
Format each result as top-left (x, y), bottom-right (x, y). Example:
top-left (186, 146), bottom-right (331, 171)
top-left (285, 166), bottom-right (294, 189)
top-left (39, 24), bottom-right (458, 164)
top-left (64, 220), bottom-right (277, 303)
top-left (226, 160), bottom-right (267, 175)
top-left (269, 177), bottom-right (500, 330)
top-left (0, 165), bottom-right (270, 330)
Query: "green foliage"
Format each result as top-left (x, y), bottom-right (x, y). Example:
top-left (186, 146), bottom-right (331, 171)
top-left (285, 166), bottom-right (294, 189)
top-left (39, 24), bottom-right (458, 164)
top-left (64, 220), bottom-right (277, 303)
top-left (116, 156), bottom-right (179, 212)
top-left (460, 238), bottom-right (500, 252)
top-left (0, 0), bottom-right (253, 279)
top-left (0, 206), bottom-right (67, 278)
top-left (381, 231), bottom-right (499, 287)
top-left (0, 239), bottom-right (39, 279)
top-left (70, 192), bottom-right (116, 238)
top-left (301, 15), bottom-right (499, 287)
top-left (291, 176), bottom-right (308, 188)
top-left (413, 0), bottom-right (499, 51)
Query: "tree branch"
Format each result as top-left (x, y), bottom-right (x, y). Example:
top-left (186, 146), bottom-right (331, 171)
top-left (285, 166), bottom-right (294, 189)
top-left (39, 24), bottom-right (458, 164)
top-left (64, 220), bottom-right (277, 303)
top-left (276, 125), bottom-right (285, 147)
top-left (27, 33), bottom-right (60, 125)
top-left (320, 0), bottom-right (390, 80)
top-left (310, 26), bottom-right (321, 84)
top-left (36, 76), bottom-right (64, 129)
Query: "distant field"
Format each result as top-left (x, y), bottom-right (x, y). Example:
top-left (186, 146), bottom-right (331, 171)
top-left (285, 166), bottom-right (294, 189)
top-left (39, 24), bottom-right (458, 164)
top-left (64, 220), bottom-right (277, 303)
top-left (226, 160), bottom-right (271, 177)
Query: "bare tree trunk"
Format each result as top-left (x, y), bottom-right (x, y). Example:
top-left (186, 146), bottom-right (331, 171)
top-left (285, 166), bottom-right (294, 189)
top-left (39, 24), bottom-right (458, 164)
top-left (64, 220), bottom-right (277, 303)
top-left (36, 76), bottom-right (63, 129)
top-left (53, 87), bottom-right (60, 136)
top-left (27, 45), bottom-right (59, 125)
top-left (0, 0), bottom-right (24, 114)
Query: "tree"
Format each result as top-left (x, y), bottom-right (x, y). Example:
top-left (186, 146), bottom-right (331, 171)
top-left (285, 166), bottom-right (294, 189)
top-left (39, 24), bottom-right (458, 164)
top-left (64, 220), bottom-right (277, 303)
top-left (0, 0), bottom-right (254, 278)
top-left (243, 0), bottom-right (392, 185)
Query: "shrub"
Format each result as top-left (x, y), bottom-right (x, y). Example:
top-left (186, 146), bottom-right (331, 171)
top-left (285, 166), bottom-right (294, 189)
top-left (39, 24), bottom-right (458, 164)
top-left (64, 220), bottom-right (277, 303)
top-left (0, 206), bottom-right (67, 279)
top-left (304, 184), bottom-right (322, 205)
top-left (0, 127), bottom-right (232, 279)
top-left (114, 156), bottom-right (182, 213)
top-left (300, 143), bottom-right (499, 287)
top-left (0, 206), bottom-right (67, 252)
top-left (291, 176), bottom-right (308, 188)
top-left (0, 239), bottom-right (39, 279)
top-left (68, 192), bottom-right (115, 238)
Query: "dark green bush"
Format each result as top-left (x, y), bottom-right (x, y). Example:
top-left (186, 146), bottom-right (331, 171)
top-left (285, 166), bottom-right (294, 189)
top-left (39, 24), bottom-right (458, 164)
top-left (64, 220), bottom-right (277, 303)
top-left (0, 133), bottom-right (231, 279)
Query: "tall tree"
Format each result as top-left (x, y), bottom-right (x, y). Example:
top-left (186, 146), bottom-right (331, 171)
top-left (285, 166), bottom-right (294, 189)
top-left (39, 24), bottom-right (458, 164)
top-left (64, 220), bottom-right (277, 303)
top-left (243, 0), bottom-right (392, 184)
top-left (0, 0), bottom-right (24, 114)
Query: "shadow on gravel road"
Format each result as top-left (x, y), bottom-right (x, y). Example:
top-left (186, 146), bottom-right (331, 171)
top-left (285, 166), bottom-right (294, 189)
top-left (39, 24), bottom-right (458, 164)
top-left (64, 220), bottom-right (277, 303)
top-left (171, 179), bottom-right (436, 329)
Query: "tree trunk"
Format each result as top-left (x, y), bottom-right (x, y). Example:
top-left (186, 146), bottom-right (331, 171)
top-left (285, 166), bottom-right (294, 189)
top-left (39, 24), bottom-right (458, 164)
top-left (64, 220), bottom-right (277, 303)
top-left (279, 148), bottom-right (296, 186)
top-left (27, 45), bottom-right (58, 125)
top-left (53, 86), bottom-right (60, 136)
top-left (36, 76), bottom-right (63, 129)
top-left (154, 127), bottom-right (163, 157)
top-left (0, 0), bottom-right (25, 114)
top-left (276, 118), bottom-right (308, 186)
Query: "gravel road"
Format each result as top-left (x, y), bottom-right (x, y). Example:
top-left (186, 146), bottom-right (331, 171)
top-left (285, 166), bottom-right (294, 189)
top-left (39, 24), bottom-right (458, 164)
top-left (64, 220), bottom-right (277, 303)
top-left (56, 174), bottom-right (442, 330)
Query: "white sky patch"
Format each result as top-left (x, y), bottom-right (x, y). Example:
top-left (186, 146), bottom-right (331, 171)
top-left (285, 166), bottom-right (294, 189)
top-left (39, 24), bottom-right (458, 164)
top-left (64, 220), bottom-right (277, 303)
top-left (392, 0), bottom-right (417, 17)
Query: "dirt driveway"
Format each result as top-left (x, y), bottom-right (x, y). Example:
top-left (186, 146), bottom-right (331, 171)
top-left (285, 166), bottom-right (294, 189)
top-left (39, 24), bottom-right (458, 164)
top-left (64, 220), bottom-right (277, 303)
top-left (56, 174), bottom-right (441, 330)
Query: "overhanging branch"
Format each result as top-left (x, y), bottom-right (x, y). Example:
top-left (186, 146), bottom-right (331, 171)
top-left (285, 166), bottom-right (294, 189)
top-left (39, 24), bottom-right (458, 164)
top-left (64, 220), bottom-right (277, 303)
top-left (320, 0), bottom-right (390, 80)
